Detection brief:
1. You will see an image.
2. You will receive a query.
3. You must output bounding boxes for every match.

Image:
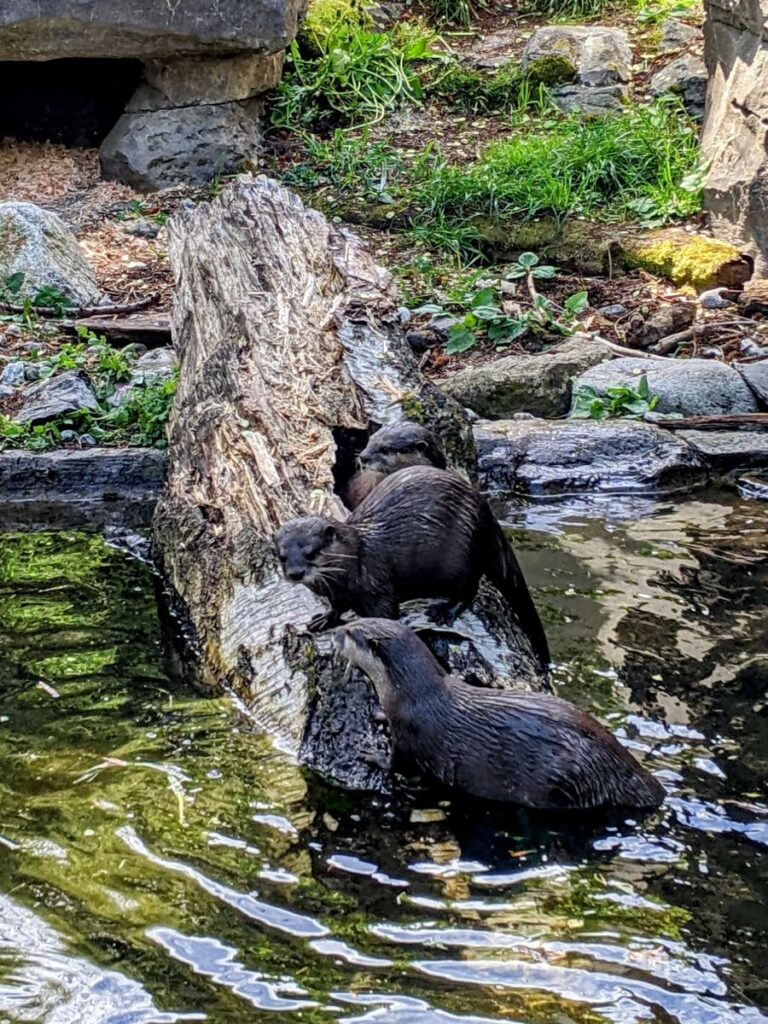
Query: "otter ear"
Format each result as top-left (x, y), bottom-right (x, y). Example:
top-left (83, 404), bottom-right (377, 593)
top-left (414, 439), bottom-right (428, 451)
top-left (324, 523), bottom-right (336, 541)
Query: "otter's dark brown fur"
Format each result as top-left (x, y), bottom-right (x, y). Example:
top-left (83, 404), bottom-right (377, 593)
top-left (275, 465), bottom-right (550, 667)
top-left (334, 619), bottom-right (665, 812)
top-left (344, 422), bottom-right (447, 510)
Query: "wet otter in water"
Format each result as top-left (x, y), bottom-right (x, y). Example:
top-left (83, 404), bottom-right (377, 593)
top-left (275, 465), bottom-right (550, 667)
top-left (334, 618), bottom-right (665, 811)
top-left (344, 422), bottom-right (447, 509)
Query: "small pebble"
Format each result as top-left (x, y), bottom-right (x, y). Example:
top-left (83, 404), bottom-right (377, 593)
top-left (23, 363), bottom-right (41, 381)
top-left (740, 339), bottom-right (768, 358)
top-left (124, 218), bottom-right (159, 239)
top-left (699, 287), bottom-right (738, 309)
top-left (597, 303), bottom-right (628, 320)
top-left (396, 306), bottom-right (412, 324)
top-left (0, 361), bottom-right (25, 387)
top-left (428, 314), bottom-right (460, 337)
top-left (59, 430), bottom-right (78, 442)
top-left (4, 325), bottom-right (21, 339)
top-left (0, 384), bottom-right (14, 400)
top-left (21, 341), bottom-right (44, 355)
top-left (79, 433), bottom-right (97, 448)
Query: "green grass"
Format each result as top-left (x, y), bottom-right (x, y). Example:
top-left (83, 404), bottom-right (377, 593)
top-left (412, 99), bottom-right (702, 237)
top-left (281, 130), bottom-right (406, 203)
top-left (272, 20), bottom-right (439, 129)
top-left (521, 0), bottom-right (616, 18)
top-left (421, 0), bottom-right (483, 27)
top-left (425, 63), bottom-right (554, 114)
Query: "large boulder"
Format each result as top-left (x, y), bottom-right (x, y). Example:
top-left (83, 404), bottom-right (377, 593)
top-left (522, 25), bottom-right (632, 114)
top-left (572, 357), bottom-right (760, 417)
top-left (100, 99), bottom-right (264, 191)
top-left (0, 202), bottom-right (99, 306)
top-left (441, 335), bottom-right (611, 419)
top-left (0, 1), bottom-right (303, 59)
top-left (473, 418), bottom-right (705, 495)
top-left (702, 0), bottom-right (768, 274)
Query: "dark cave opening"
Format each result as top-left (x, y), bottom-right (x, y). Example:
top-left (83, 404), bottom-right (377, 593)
top-left (0, 58), bottom-right (143, 147)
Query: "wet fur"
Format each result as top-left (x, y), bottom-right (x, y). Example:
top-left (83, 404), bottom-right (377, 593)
top-left (276, 466), bottom-right (550, 667)
top-left (344, 423), bottom-right (447, 509)
top-left (335, 619), bottom-right (665, 812)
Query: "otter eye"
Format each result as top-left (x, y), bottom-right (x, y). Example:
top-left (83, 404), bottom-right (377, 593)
top-left (277, 551), bottom-right (287, 563)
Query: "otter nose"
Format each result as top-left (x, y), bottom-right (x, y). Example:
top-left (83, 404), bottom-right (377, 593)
top-left (285, 567), bottom-right (305, 582)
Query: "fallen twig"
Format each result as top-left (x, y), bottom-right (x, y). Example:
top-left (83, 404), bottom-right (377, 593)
top-left (596, 336), bottom-right (671, 360)
top-left (649, 413), bottom-right (768, 430)
top-left (0, 295), bottom-right (159, 319)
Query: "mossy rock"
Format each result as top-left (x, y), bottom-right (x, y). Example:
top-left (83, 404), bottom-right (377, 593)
top-left (476, 217), bottom-right (619, 275)
top-left (299, 0), bottom-right (372, 54)
top-left (622, 230), bottom-right (752, 290)
top-left (525, 55), bottom-right (577, 86)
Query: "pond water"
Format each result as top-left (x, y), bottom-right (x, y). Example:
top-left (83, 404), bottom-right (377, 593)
top-left (0, 490), bottom-right (766, 1024)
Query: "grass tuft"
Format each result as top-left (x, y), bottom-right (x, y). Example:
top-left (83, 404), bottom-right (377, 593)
top-left (412, 99), bottom-right (702, 237)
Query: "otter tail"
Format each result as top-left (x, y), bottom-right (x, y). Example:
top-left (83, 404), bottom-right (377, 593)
top-left (482, 509), bottom-right (550, 669)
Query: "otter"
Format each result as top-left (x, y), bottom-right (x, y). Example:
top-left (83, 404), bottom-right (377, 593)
top-left (275, 465), bottom-right (550, 667)
top-left (344, 422), bottom-right (447, 510)
top-left (334, 618), bottom-right (665, 812)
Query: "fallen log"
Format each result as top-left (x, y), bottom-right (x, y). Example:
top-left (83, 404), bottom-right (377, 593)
top-left (649, 413), bottom-right (768, 430)
top-left (153, 176), bottom-right (545, 791)
top-left (0, 295), bottom-right (159, 319)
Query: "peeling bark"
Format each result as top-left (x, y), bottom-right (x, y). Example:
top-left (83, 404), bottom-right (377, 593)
top-left (153, 176), bottom-right (543, 791)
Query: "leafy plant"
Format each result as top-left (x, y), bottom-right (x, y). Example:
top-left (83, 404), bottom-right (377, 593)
top-left (572, 374), bottom-right (660, 420)
top-left (414, 259), bottom-right (588, 354)
top-left (425, 63), bottom-right (551, 114)
top-left (0, 332), bottom-right (177, 452)
top-left (422, 0), bottom-right (486, 28)
top-left (272, 20), bottom-right (439, 129)
top-left (282, 130), bottom-right (405, 203)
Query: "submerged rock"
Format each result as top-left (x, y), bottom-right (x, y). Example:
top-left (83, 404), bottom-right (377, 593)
top-left (474, 417), bottom-right (704, 494)
top-left (572, 357), bottom-right (759, 417)
top-left (16, 370), bottom-right (99, 425)
top-left (442, 334), bottom-right (611, 420)
top-left (0, 202), bottom-right (99, 306)
top-left (678, 430), bottom-right (768, 471)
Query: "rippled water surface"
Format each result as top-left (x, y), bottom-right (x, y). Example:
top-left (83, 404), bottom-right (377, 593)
top-left (0, 490), bottom-right (766, 1024)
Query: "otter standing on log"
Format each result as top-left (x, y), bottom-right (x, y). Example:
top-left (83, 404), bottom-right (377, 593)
top-left (275, 465), bottom-right (550, 667)
top-left (334, 619), bottom-right (665, 812)
top-left (344, 422), bottom-right (447, 510)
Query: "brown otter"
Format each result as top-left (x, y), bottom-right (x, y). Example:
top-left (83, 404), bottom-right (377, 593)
top-left (344, 422), bottom-right (447, 510)
top-left (275, 465), bottom-right (550, 667)
top-left (334, 618), bottom-right (665, 811)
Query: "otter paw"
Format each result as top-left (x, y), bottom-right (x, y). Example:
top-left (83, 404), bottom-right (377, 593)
top-left (429, 600), bottom-right (466, 626)
top-left (307, 611), bottom-right (339, 633)
top-left (360, 745), bottom-right (391, 772)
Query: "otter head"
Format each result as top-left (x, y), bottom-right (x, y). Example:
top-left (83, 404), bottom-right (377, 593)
top-left (333, 619), bottom-right (445, 707)
top-left (359, 422), bottom-right (446, 475)
top-left (274, 516), bottom-right (343, 591)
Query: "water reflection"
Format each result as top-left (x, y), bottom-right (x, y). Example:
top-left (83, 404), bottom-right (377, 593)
top-left (0, 495), bottom-right (766, 1023)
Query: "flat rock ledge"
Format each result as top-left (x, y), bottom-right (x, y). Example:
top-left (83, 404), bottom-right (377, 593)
top-left (474, 418), bottom-right (768, 495)
top-left (0, 448), bottom-right (167, 530)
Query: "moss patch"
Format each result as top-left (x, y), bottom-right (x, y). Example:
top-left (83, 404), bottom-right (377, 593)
top-left (525, 55), bottom-right (577, 86)
top-left (622, 231), bottom-right (752, 290)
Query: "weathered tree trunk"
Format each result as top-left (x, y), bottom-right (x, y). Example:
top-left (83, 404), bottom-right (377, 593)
top-left (153, 176), bottom-right (543, 790)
